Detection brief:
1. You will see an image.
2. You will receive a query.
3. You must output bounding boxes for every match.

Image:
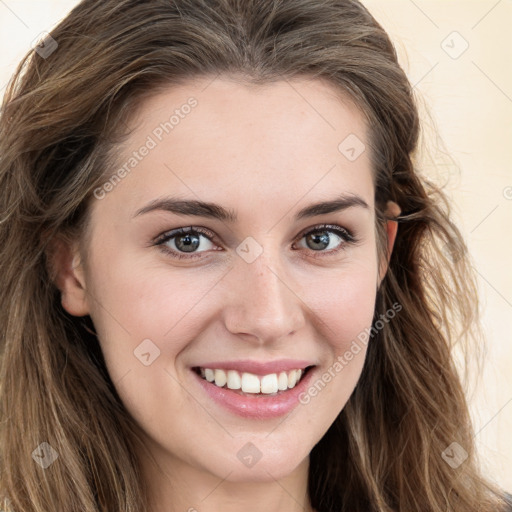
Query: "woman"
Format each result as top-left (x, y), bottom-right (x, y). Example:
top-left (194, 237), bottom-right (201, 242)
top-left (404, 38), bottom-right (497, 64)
top-left (0, 0), bottom-right (510, 511)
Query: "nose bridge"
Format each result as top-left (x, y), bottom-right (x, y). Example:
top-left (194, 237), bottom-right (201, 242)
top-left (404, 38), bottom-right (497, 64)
top-left (223, 247), bottom-right (305, 341)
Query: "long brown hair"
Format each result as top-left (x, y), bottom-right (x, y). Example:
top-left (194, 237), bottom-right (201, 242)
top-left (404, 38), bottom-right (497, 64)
top-left (0, 0), bottom-right (508, 510)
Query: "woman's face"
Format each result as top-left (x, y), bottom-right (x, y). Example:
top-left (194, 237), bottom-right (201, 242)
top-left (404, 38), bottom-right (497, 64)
top-left (61, 77), bottom-right (395, 486)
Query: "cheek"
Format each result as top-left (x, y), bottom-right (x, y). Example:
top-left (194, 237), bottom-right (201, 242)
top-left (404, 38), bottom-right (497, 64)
top-left (301, 255), bottom-right (378, 352)
top-left (84, 256), bottom-right (209, 430)
top-left (85, 245), bottom-right (219, 373)
top-left (296, 251), bottom-right (378, 410)
top-left (291, 262), bottom-right (378, 442)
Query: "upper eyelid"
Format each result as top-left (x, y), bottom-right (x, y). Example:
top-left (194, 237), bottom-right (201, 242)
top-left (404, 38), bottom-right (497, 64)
top-left (154, 226), bottom-right (217, 245)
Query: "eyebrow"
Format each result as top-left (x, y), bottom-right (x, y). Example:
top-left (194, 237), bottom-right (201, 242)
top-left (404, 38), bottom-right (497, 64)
top-left (133, 193), bottom-right (369, 222)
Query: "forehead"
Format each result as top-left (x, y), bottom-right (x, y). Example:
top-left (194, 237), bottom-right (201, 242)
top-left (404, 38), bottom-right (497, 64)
top-left (97, 76), bottom-right (374, 218)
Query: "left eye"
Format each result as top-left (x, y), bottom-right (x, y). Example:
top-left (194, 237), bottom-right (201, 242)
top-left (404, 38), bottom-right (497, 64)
top-left (294, 225), bottom-right (355, 253)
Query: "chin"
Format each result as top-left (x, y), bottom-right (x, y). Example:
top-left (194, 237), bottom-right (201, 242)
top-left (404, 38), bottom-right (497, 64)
top-left (201, 435), bottom-right (312, 483)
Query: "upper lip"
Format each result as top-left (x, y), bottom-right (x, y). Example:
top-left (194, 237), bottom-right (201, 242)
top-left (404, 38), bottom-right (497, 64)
top-left (192, 359), bottom-right (315, 376)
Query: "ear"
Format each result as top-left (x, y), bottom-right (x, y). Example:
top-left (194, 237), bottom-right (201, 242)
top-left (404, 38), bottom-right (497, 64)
top-left (47, 236), bottom-right (90, 317)
top-left (378, 200), bottom-right (401, 286)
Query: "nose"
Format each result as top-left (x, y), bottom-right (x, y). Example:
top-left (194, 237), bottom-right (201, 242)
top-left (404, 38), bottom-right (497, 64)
top-left (221, 251), bottom-right (306, 344)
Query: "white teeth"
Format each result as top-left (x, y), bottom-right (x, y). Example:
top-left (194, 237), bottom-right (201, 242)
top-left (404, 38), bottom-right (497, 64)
top-left (277, 371), bottom-right (288, 391)
top-left (260, 373), bottom-right (278, 394)
top-left (214, 369), bottom-right (227, 387)
top-left (241, 372), bottom-right (261, 393)
top-left (226, 370), bottom-right (241, 390)
top-left (288, 370), bottom-right (297, 388)
top-left (198, 367), bottom-right (308, 394)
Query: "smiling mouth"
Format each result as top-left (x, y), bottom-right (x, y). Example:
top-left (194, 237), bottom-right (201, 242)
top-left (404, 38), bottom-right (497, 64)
top-left (192, 366), bottom-right (314, 396)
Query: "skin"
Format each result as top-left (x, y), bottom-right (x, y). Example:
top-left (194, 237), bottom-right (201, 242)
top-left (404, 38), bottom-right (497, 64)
top-left (53, 76), bottom-right (399, 512)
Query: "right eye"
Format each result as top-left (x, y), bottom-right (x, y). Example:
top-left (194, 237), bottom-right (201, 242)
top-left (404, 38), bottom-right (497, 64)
top-left (154, 226), bottom-right (221, 260)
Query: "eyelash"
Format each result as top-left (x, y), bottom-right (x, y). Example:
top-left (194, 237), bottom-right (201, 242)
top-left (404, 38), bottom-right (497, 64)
top-left (153, 224), bottom-right (358, 261)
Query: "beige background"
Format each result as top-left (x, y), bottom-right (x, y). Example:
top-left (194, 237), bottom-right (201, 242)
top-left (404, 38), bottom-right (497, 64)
top-left (1, 0), bottom-right (511, 491)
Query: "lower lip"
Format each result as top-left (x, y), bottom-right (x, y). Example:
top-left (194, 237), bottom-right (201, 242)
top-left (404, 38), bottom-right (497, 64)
top-left (191, 367), bottom-right (316, 419)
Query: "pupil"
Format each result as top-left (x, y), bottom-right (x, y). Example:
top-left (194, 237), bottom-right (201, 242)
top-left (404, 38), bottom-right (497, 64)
top-left (176, 234), bottom-right (200, 252)
top-left (307, 232), bottom-right (329, 251)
